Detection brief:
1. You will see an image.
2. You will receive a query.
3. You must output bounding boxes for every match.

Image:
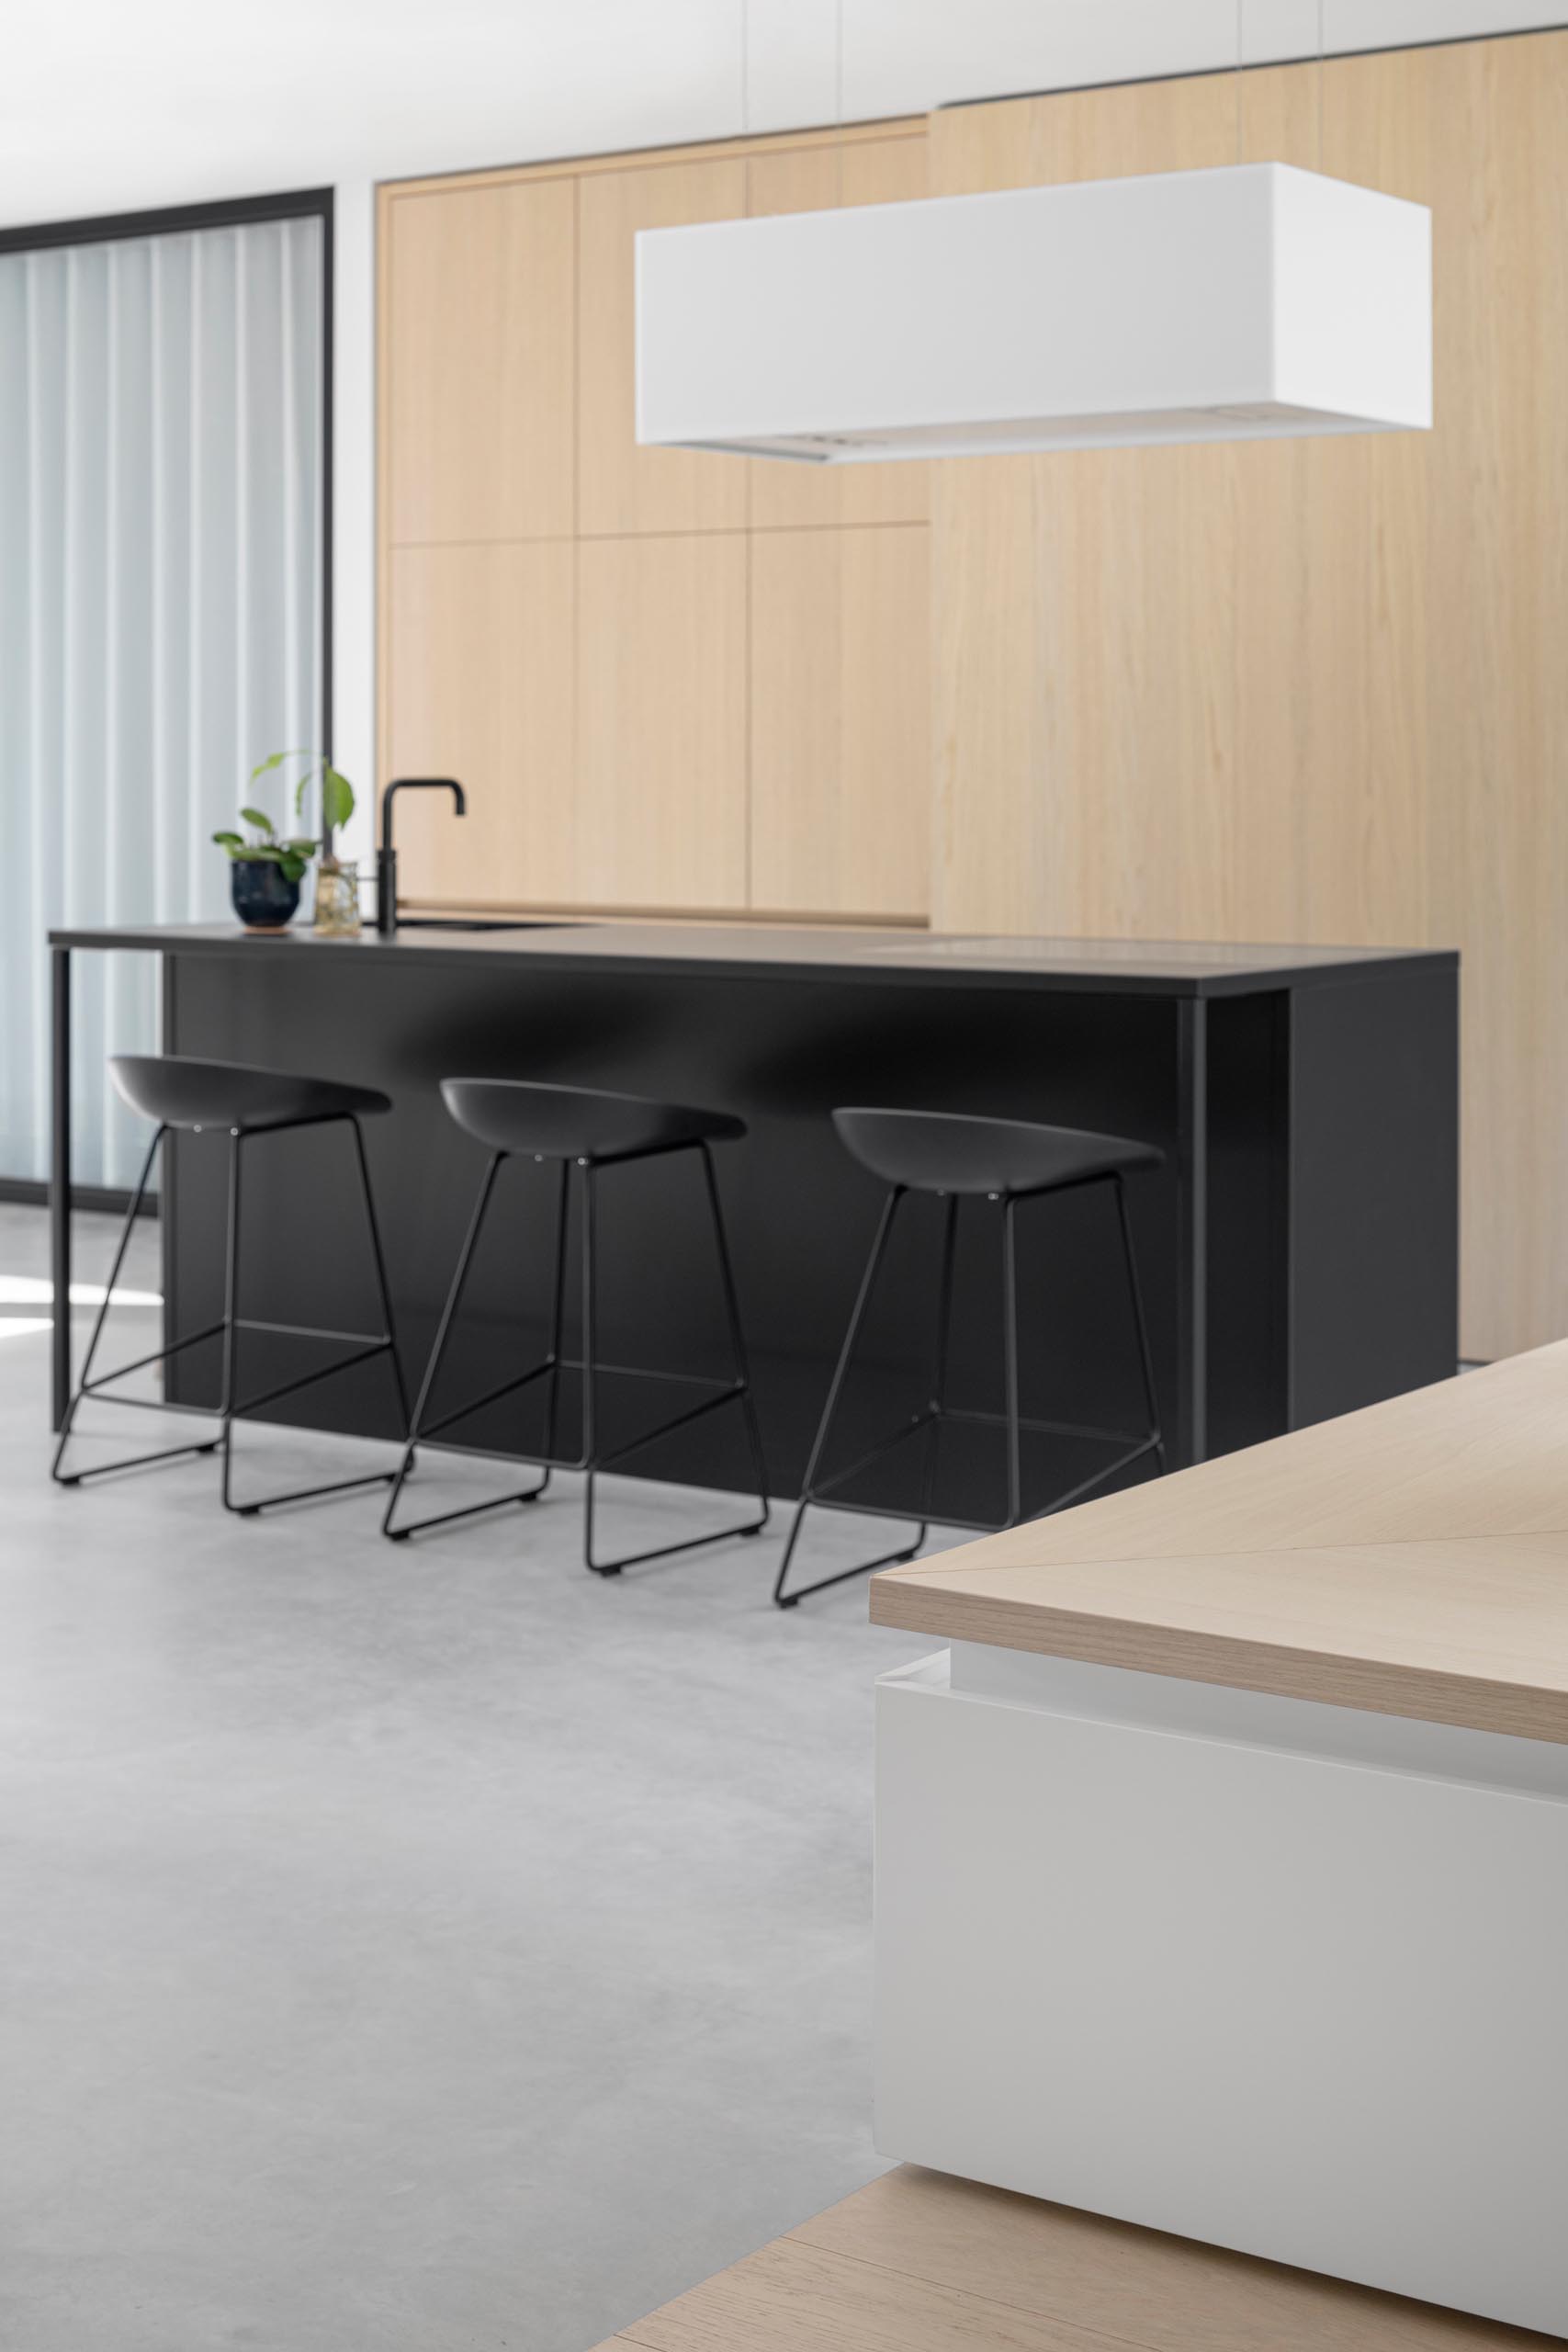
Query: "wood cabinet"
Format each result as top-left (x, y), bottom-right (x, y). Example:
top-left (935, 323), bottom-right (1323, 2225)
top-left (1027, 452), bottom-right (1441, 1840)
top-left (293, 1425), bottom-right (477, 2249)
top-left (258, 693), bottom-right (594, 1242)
top-left (379, 120), bottom-right (932, 931)
top-left (750, 526), bottom-right (931, 920)
top-left (385, 542), bottom-right (576, 906)
top-left (384, 178), bottom-right (575, 546)
top-left (575, 535), bottom-right (749, 910)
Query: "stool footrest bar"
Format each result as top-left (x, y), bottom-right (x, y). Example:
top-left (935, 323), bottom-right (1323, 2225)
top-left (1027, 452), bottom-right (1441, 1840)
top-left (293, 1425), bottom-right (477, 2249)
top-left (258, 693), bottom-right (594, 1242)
top-left (56, 1437), bottom-right (222, 1485)
top-left (79, 1319), bottom-right (226, 1392)
top-left (231, 1338), bottom-right (396, 1419)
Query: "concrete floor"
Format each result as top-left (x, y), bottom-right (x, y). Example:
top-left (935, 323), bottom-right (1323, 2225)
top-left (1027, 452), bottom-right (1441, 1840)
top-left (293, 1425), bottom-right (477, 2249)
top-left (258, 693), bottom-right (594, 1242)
top-left (0, 1204), bottom-right (947, 2352)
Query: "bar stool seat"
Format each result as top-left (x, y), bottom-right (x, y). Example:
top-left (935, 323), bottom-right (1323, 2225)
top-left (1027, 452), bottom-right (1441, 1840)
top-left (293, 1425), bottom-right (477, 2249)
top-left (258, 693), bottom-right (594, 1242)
top-left (383, 1077), bottom-right (769, 1573)
top-left (441, 1079), bottom-right (743, 1162)
top-left (51, 1055), bottom-right (409, 1514)
top-left (833, 1108), bottom-right (1162, 1198)
top-left (775, 1103), bottom-right (1167, 1607)
top-left (110, 1055), bottom-right (390, 1133)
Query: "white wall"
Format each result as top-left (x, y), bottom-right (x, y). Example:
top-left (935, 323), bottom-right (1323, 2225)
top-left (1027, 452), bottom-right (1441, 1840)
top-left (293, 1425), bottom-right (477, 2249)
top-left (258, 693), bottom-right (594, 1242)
top-left (6, 2), bottom-right (1556, 226)
top-left (5, 0), bottom-right (1558, 856)
top-left (835, 0), bottom-right (1566, 117)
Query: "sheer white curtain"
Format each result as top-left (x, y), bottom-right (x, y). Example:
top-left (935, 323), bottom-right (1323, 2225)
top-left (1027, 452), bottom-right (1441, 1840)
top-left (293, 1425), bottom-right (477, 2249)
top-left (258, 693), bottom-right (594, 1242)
top-left (0, 212), bottom-right (323, 1189)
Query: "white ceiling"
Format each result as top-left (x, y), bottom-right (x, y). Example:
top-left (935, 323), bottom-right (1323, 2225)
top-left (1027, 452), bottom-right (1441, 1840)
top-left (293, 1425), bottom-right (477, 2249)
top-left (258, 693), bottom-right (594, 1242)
top-left (2, 0), bottom-right (1554, 232)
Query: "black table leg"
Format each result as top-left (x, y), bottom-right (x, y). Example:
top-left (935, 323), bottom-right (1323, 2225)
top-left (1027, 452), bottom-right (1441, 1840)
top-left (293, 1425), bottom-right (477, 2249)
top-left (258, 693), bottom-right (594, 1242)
top-left (51, 944), bottom-right (72, 1431)
top-left (1176, 996), bottom-right (1209, 1466)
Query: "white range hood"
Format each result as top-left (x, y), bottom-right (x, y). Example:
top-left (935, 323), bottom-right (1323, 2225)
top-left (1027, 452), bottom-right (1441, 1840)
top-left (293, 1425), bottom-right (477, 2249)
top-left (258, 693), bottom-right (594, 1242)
top-left (636, 162), bottom-right (1432, 462)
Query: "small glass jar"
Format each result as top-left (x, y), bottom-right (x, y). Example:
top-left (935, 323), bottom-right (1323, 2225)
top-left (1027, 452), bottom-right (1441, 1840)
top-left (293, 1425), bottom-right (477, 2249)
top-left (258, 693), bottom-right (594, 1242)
top-left (312, 859), bottom-right (362, 937)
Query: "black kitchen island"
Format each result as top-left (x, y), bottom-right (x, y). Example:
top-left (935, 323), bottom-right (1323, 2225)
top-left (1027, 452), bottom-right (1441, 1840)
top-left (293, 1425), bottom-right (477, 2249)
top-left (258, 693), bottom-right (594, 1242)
top-left (48, 922), bottom-right (1459, 1516)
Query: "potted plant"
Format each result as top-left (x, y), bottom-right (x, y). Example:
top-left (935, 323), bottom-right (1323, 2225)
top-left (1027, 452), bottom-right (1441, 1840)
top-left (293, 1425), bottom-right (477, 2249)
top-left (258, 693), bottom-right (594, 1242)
top-left (212, 752), bottom-right (357, 933)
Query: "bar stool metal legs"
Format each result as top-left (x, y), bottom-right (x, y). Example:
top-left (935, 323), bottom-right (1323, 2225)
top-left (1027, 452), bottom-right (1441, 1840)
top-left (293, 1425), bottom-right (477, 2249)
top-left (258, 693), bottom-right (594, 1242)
top-left (773, 1172), bottom-right (1166, 1608)
top-left (580, 1147), bottom-right (771, 1574)
top-left (1112, 1174), bottom-right (1164, 1489)
top-left (771, 1187), bottom-right (921, 1607)
top-left (219, 1118), bottom-right (412, 1514)
top-left (380, 1152), bottom-right (554, 1540)
top-left (52, 1114), bottom-right (411, 1513)
top-left (382, 1141), bottom-right (771, 1572)
top-left (49, 1124), bottom-right (221, 1486)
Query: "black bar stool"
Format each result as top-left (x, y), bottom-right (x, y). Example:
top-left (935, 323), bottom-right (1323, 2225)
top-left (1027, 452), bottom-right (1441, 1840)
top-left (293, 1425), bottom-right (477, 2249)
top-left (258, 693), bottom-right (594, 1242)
top-left (381, 1079), bottom-right (770, 1573)
top-left (51, 1056), bottom-right (411, 1513)
top-left (773, 1107), bottom-right (1166, 1607)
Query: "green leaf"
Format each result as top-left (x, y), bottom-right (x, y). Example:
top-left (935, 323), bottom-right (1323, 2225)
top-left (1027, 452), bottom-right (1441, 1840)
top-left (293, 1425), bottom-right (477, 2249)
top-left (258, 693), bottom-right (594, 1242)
top-left (249, 748), bottom-right (310, 786)
top-left (320, 764), bottom-right (355, 834)
top-left (211, 830), bottom-right (246, 853)
top-left (278, 854), bottom-right (309, 885)
top-left (244, 747), bottom-right (355, 851)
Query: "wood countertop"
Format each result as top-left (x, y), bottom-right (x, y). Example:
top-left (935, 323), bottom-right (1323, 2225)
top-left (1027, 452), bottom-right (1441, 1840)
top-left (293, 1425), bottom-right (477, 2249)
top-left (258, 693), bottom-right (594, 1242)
top-left (589, 2164), bottom-right (1554, 2349)
top-left (47, 920), bottom-right (1454, 999)
top-left (870, 1343), bottom-right (1568, 1745)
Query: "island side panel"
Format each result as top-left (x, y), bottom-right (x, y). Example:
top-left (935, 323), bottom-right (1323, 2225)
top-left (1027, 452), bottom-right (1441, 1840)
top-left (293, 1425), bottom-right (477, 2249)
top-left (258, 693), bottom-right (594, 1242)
top-left (1287, 965), bottom-right (1461, 1426)
top-left (1202, 989), bottom-right (1291, 1458)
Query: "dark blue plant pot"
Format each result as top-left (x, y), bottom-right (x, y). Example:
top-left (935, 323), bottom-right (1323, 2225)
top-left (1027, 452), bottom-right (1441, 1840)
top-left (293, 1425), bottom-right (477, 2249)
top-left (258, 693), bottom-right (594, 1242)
top-left (230, 858), bottom-right (301, 933)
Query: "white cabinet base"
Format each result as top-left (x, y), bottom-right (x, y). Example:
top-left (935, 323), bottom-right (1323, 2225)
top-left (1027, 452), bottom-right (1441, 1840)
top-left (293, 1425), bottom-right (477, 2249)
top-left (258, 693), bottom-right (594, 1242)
top-left (875, 1645), bottom-right (1568, 2335)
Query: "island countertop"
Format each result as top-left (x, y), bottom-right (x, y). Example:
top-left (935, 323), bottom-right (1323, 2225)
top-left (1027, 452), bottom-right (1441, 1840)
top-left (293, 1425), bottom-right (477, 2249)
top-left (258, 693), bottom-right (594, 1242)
top-left (47, 918), bottom-right (1456, 999)
top-left (870, 1340), bottom-right (1568, 1745)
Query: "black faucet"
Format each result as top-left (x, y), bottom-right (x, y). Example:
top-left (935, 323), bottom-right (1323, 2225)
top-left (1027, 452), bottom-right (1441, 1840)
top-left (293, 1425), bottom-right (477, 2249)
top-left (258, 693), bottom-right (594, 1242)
top-left (377, 778), bottom-right (467, 934)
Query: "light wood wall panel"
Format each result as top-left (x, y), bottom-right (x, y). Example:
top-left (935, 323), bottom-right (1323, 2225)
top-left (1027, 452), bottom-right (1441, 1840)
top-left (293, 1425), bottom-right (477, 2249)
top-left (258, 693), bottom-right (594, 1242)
top-left (931, 32), bottom-right (1568, 1362)
top-left (577, 157), bottom-right (749, 537)
top-left (750, 525), bottom-right (931, 919)
top-left (386, 542), bottom-right (577, 906)
top-left (385, 179), bottom-right (576, 545)
top-left (574, 534), bottom-right (749, 910)
top-left (1420, 36), bottom-right (1568, 1371)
